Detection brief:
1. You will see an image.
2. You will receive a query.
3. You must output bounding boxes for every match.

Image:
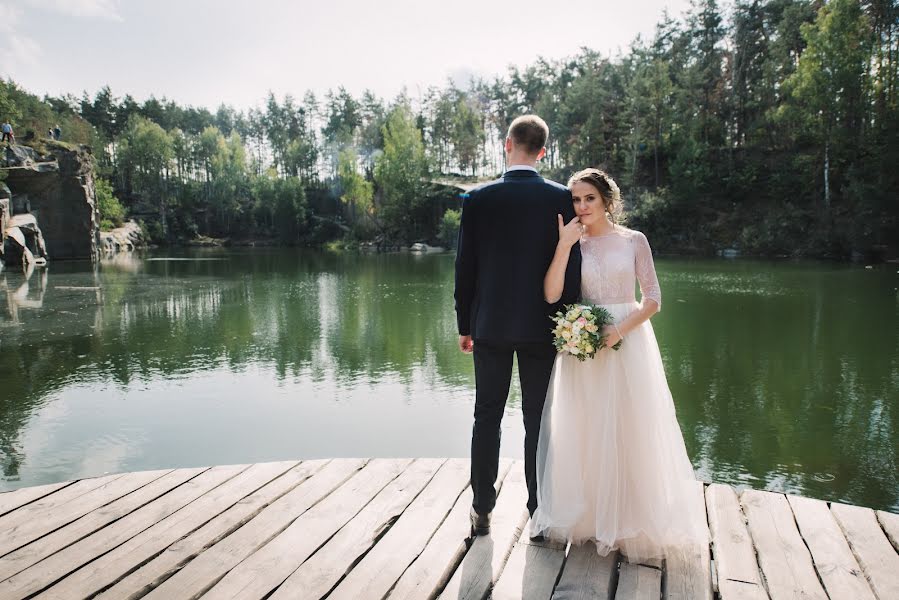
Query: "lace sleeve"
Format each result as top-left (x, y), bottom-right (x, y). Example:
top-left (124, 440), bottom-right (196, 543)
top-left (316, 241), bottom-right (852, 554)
top-left (635, 231), bottom-right (661, 310)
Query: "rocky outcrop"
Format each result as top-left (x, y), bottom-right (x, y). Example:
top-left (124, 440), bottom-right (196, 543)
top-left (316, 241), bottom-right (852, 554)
top-left (99, 221), bottom-right (144, 253)
top-left (3, 212), bottom-right (49, 267)
top-left (4, 145), bottom-right (57, 172)
top-left (2, 142), bottom-right (99, 261)
top-left (0, 196), bottom-right (8, 264)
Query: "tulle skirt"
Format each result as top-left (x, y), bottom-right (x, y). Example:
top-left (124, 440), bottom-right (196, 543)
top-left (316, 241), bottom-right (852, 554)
top-left (531, 301), bottom-right (708, 562)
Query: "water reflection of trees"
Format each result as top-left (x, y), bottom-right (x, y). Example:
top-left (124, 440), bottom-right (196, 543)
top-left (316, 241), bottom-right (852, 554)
top-left (0, 254), bottom-right (895, 510)
top-left (1, 263), bottom-right (102, 478)
top-left (78, 251), bottom-right (470, 386)
top-left (0, 251), bottom-right (472, 480)
top-left (656, 260), bottom-right (898, 510)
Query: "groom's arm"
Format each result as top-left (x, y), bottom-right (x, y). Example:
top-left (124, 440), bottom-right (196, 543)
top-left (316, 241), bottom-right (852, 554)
top-left (454, 192), bottom-right (477, 338)
top-left (559, 192), bottom-right (581, 304)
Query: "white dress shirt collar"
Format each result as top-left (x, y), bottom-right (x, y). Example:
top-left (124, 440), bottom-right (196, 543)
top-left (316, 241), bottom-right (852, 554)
top-left (505, 164), bottom-right (538, 173)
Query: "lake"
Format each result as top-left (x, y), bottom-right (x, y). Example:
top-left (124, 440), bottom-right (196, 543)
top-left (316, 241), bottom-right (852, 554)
top-left (0, 249), bottom-right (896, 511)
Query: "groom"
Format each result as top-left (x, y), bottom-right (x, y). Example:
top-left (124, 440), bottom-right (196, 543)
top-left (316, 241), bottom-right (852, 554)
top-left (455, 115), bottom-right (581, 535)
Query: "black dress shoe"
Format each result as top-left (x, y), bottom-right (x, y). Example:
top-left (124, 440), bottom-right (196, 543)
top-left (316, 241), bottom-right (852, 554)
top-left (469, 507), bottom-right (491, 536)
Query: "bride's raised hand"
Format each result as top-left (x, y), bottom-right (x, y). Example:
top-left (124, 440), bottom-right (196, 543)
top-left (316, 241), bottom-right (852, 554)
top-left (557, 214), bottom-right (582, 248)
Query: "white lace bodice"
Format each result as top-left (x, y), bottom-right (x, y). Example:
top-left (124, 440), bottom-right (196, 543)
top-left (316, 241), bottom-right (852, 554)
top-left (579, 227), bottom-right (661, 308)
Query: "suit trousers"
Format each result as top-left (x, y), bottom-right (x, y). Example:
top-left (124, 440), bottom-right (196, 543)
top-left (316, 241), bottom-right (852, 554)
top-left (471, 339), bottom-right (556, 517)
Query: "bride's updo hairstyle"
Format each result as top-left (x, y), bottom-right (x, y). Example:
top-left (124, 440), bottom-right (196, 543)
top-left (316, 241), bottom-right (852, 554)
top-left (567, 168), bottom-right (625, 224)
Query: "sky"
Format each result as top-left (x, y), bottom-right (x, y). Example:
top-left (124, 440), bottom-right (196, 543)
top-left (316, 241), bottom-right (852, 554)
top-left (1, 0), bottom-right (695, 112)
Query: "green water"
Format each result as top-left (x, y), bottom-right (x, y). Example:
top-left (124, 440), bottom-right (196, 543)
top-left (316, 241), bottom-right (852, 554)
top-left (1, 249), bottom-right (896, 511)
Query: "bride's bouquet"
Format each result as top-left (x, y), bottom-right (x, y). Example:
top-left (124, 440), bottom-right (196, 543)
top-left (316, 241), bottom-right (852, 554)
top-left (551, 304), bottom-right (622, 361)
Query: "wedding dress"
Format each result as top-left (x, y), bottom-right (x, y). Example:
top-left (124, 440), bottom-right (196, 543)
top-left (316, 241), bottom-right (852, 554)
top-left (531, 226), bottom-right (708, 561)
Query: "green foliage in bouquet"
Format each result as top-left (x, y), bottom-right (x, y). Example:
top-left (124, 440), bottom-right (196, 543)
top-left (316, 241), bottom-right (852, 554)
top-left (551, 304), bottom-right (622, 361)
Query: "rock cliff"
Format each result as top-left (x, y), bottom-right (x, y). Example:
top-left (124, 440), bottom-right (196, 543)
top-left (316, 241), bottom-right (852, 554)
top-left (3, 142), bottom-right (99, 261)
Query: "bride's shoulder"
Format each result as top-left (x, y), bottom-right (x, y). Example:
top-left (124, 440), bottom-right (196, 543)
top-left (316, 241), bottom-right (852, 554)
top-left (613, 225), bottom-right (647, 240)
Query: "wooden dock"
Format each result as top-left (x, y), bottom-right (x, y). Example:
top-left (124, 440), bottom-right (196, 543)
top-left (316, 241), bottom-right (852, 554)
top-left (0, 458), bottom-right (897, 599)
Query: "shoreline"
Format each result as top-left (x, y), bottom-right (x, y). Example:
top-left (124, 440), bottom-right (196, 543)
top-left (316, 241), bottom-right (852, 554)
top-left (115, 238), bottom-right (899, 264)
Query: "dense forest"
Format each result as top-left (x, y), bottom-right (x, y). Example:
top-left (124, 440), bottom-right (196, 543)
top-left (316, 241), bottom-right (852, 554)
top-left (1, 0), bottom-right (897, 258)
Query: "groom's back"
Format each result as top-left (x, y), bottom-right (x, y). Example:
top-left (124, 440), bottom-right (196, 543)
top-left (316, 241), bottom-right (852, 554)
top-left (455, 170), bottom-right (579, 344)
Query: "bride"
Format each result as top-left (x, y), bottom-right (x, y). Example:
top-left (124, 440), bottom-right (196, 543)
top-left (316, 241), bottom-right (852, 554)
top-left (531, 168), bottom-right (707, 561)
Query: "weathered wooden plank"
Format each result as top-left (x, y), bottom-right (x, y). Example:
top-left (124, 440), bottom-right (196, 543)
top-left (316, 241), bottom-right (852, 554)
top-left (95, 460), bottom-right (328, 600)
top-left (0, 473), bottom-right (124, 536)
top-left (271, 458), bottom-right (445, 600)
top-left (665, 481), bottom-right (712, 600)
top-left (831, 502), bottom-right (899, 600)
top-left (327, 458), bottom-right (471, 600)
top-left (0, 481), bottom-right (73, 518)
top-left (787, 495), bottom-right (876, 600)
top-left (38, 461), bottom-right (301, 600)
top-left (717, 579), bottom-right (769, 600)
top-left (0, 469), bottom-right (170, 558)
top-left (615, 563), bottom-right (661, 599)
top-left (203, 458), bottom-right (415, 599)
top-left (551, 543), bottom-right (617, 600)
top-left (876, 510), bottom-right (899, 553)
top-left (490, 520), bottom-right (566, 600)
top-left (437, 461), bottom-right (529, 600)
top-left (388, 459), bottom-right (513, 600)
top-left (740, 489), bottom-right (827, 600)
top-left (0, 465), bottom-right (233, 600)
top-left (142, 458), bottom-right (365, 600)
top-left (629, 554), bottom-right (663, 569)
top-left (705, 483), bottom-right (766, 599)
top-left (0, 468), bottom-right (201, 582)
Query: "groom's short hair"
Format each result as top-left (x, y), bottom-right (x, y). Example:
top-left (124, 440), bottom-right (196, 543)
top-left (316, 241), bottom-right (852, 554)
top-left (508, 115), bottom-right (548, 155)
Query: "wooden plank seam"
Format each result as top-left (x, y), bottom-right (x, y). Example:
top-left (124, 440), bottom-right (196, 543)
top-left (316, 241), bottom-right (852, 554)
top-left (797, 499), bottom-right (839, 598)
top-left (0, 482), bottom-right (77, 518)
top-left (749, 527), bottom-right (771, 596)
top-left (713, 485), bottom-right (768, 591)
top-left (285, 460), bottom-right (429, 598)
top-left (378, 467), bottom-right (473, 598)
top-left (550, 548), bottom-right (570, 597)
top-left (710, 557), bottom-right (718, 592)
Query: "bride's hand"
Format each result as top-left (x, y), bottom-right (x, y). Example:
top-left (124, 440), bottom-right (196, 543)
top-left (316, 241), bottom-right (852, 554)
top-left (557, 214), bottom-right (582, 248)
top-left (601, 324), bottom-right (622, 348)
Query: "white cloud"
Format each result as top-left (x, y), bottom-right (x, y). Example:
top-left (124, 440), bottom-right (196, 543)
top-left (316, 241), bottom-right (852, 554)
top-left (26, 0), bottom-right (123, 21)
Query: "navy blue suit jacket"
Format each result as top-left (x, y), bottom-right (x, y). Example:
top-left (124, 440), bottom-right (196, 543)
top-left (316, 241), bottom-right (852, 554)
top-left (454, 170), bottom-right (582, 344)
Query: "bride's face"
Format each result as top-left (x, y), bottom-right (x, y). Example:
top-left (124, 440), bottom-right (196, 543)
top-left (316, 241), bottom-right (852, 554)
top-left (571, 181), bottom-right (605, 226)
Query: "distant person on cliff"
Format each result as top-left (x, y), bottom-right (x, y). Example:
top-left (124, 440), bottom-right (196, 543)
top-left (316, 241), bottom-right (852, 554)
top-left (1, 121), bottom-right (13, 144)
top-left (454, 114), bottom-right (581, 536)
top-left (53, 125), bottom-right (61, 140)
top-left (48, 128), bottom-right (54, 139)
